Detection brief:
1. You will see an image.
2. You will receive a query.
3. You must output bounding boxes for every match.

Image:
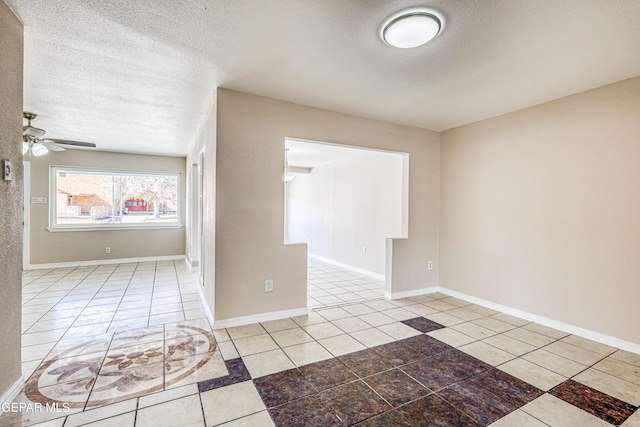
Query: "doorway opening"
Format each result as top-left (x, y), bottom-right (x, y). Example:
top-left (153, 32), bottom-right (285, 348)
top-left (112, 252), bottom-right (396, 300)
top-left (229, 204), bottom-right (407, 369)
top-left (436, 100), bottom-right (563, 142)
top-left (284, 138), bottom-right (408, 309)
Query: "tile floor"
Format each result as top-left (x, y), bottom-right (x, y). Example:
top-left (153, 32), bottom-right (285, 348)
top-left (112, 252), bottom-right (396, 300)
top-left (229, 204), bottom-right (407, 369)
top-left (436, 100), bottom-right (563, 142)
top-left (306, 257), bottom-right (385, 309)
top-left (2, 260), bottom-right (640, 426)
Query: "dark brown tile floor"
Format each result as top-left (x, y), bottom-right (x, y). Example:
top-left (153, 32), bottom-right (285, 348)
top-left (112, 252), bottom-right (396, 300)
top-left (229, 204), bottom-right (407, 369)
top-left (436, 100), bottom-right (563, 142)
top-left (195, 318), bottom-right (640, 426)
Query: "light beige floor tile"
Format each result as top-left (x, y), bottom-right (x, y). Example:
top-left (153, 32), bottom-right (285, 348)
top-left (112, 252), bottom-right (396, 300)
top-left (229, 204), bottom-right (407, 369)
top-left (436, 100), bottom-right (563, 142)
top-left (316, 307), bottom-right (352, 321)
top-left (358, 312), bottom-right (396, 327)
top-left (201, 381), bottom-right (266, 426)
top-left (282, 341), bottom-right (333, 367)
top-left (522, 349), bottom-right (587, 377)
top-left (490, 313), bottom-right (530, 327)
top-left (364, 300), bottom-right (399, 311)
top-left (349, 328), bottom-right (395, 348)
top-left (487, 409), bottom-right (549, 426)
top-left (341, 303), bottom-right (377, 316)
top-left (612, 350), bottom-right (640, 368)
top-left (423, 300), bottom-right (457, 311)
top-left (218, 341), bottom-right (240, 360)
top-left (458, 341), bottom-right (516, 366)
top-left (241, 348), bottom-right (297, 378)
top-left (622, 409), bottom-right (640, 426)
top-left (213, 329), bottom-right (231, 343)
top-left (424, 312), bottom-right (466, 327)
top-left (543, 341), bottom-right (604, 365)
top-left (80, 412), bottom-right (136, 427)
top-left (498, 358), bottom-right (566, 391)
top-left (259, 318), bottom-right (298, 333)
top-left (138, 383), bottom-right (199, 408)
top-left (560, 335), bottom-right (617, 356)
top-left (233, 334), bottom-right (278, 356)
top-left (404, 304), bottom-right (438, 316)
top-left (302, 322), bottom-right (344, 340)
top-left (64, 399), bottom-right (137, 427)
top-left (270, 328), bottom-right (314, 347)
top-left (574, 367), bottom-right (640, 406)
top-left (377, 322), bottom-right (422, 340)
top-left (427, 328), bottom-right (476, 347)
top-left (439, 297), bottom-right (470, 307)
top-left (504, 328), bottom-right (556, 348)
top-left (522, 323), bottom-right (569, 339)
top-left (226, 324), bottom-right (266, 340)
top-left (331, 317), bottom-right (372, 333)
top-left (381, 308), bottom-right (417, 321)
top-left (318, 334), bottom-right (367, 356)
top-left (290, 312), bottom-right (327, 327)
top-left (446, 307), bottom-right (485, 321)
top-left (521, 394), bottom-right (610, 427)
top-left (452, 322), bottom-right (498, 340)
top-left (218, 410), bottom-right (275, 427)
top-left (483, 334), bottom-right (537, 356)
top-left (136, 394), bottom-right (204, 427)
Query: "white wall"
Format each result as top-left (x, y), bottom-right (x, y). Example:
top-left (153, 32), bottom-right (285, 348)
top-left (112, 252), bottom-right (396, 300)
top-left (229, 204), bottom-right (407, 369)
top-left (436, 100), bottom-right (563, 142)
top-left (286, 150), bottom-right (405, 276)
top-left (440, 75), bottom-right (640, 346)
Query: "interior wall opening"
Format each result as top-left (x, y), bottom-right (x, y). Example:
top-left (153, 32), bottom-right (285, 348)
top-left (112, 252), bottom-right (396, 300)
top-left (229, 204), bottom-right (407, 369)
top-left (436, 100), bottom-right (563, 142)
top-left (284, 137), bottom-right (408, 309)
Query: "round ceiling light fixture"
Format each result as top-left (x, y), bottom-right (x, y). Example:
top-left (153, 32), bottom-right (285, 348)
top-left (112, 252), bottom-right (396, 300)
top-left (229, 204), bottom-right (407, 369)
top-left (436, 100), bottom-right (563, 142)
top-left (381, 8), bottom-right (443, 49)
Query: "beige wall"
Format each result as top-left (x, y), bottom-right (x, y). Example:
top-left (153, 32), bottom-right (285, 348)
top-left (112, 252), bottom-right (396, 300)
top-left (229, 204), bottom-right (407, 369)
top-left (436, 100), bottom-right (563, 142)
top-left (440, 75), bottom-right (640, 345)
top-left (28, 149), bottom-right (186, 265)
top-left (216, 89), bottom-right (440, 321)
top-left (0, 0), bottom-right (24, 399)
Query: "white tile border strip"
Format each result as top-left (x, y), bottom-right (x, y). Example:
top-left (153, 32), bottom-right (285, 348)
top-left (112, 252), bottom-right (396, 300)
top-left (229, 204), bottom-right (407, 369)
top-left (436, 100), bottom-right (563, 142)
top-left (308, 253), bottom-right (385, 281)
top-left (212, 307), bottom-right (309, 329)
top-left (25, 255), bottom-right (187, 270)
top-left (0, 375), bottom-right (24, 408)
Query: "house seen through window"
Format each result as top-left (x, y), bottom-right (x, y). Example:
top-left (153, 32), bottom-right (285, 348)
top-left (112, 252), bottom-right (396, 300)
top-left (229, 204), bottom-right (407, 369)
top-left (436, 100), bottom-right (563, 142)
top-left (51, 167), bottom-right (180, 228)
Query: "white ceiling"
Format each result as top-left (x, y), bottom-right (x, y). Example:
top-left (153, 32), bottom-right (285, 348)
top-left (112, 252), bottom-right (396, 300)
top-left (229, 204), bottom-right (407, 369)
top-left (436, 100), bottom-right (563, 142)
top-left (7, 0), bottom-right (640, 156)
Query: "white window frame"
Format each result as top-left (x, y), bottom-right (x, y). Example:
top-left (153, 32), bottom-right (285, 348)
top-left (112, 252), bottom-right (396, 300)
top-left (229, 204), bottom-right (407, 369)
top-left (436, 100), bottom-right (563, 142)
top-left (48, 166), bottom-right (182, 232)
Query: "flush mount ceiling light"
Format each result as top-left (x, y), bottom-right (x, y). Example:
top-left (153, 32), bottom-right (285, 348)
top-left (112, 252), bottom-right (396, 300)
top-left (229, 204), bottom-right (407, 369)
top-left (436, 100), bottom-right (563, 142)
top-left (381, 8), bottom-right (443, 48)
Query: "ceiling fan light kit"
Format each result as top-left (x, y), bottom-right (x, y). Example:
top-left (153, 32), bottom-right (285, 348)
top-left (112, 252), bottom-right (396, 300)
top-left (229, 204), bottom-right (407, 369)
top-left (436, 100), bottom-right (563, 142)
top-left (381, 8), bottom-right (443, 49)
top-left (21, 112), bottom-right (96, 157)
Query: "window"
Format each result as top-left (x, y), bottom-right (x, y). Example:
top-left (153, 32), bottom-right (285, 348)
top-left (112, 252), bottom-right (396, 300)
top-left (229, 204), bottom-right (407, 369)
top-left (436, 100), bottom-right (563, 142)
top-left (49, 167), bottom-right (181, 230)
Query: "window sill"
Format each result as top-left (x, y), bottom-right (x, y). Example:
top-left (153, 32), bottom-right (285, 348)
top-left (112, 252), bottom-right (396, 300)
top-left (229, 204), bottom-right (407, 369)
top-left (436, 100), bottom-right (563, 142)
top-left (47, 224), bottom-right (183, 232)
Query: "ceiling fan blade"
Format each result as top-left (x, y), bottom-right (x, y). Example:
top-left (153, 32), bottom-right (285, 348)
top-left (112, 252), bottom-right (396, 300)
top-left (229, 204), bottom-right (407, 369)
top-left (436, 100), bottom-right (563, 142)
top-left (50, 139), bottom-right (97, 148)
top-left (40, 140), bottom-right (66, 152)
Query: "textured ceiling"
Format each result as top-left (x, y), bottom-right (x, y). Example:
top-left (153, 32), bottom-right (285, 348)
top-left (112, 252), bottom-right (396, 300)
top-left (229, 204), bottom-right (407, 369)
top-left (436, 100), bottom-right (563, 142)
top-left (6, 0), bottom-right (640, 156)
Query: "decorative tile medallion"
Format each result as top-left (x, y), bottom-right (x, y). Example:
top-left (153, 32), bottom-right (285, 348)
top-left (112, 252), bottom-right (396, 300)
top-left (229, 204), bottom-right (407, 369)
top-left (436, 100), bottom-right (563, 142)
top-left (25, 324), bottom-right (220, 408)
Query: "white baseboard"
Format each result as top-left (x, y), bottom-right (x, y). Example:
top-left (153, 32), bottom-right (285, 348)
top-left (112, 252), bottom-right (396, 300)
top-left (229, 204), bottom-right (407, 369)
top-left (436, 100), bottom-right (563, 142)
top-left (385, 287), bottom-right (438, 300)
top-left (309, 254), bottom-right (385, 281)
top-left (25, 255), bottom-right (186, 270)
top-left (0, 375), bottom-right (24, 408)
top-left (212, 307), bottom-right (309, 329)
top-left (437, 287), bottom-right (640, 355)
top-left (196, 282), bottom-right (215, 327)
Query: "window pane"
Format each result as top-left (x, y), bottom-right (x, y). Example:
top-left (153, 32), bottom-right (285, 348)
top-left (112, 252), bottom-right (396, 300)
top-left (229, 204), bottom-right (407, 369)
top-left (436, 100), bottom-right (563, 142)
top-left (54, 170), bottom-right (179, 227)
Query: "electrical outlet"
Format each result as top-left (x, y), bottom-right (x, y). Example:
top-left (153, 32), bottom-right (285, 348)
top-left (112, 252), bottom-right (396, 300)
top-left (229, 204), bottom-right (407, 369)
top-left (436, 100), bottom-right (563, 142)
top-left (264, 279), bottom-right (274, 292)
top-left (428, 260), bottom-right (433, 270)
top-left (362, 247), bottom-right (367, 254)
top-left (31, 197), bottom-right (47, 204)
top-left (105, 247), bottom-right (111, 254)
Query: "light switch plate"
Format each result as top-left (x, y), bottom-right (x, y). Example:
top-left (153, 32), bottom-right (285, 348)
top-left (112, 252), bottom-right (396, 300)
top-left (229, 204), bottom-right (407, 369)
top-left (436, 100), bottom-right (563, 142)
top-left (31, 197), bottom-right (47, 204)
top-left (2, 159), bottom-right (11, 181)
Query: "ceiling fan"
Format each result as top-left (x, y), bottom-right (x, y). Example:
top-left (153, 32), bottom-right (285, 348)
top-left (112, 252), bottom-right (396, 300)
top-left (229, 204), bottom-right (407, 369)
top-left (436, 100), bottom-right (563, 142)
top-left (22, 112), bottom-right (96, 156)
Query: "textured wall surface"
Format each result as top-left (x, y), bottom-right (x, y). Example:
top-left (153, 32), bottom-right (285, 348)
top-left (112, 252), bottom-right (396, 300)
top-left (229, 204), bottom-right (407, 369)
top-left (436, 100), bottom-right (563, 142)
top-left (216, 89), bottom-right (440, 321)
top-left (441, 75), bottom-right (640, 345)
top-left (28, 150), bottom-right (186, 265)
top-left (0, 0), bottom-right (24, 399)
